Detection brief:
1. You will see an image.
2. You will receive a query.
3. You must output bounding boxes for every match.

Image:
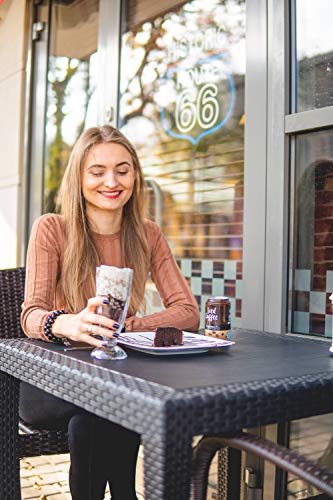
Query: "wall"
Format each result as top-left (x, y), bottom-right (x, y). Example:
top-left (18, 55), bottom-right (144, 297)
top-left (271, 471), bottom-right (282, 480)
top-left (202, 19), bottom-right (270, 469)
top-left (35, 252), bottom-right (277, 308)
top-left (0, 0), bottom-right (27, 269)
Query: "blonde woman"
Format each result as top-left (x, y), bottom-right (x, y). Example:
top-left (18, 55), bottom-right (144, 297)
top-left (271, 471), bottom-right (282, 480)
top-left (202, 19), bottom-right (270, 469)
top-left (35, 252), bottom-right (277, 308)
top-left (21, 125), bottom-right (200, 500)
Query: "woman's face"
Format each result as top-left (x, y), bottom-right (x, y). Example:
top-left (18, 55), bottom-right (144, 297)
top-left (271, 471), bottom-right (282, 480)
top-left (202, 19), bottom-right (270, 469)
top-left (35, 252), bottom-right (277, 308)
top-left (81, 142), bottom-right (136, 219)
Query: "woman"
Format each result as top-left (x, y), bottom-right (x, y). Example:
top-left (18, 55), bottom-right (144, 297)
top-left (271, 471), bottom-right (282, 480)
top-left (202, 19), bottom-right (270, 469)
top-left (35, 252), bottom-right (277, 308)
top-left (21, 125), bottom-right (200, 500)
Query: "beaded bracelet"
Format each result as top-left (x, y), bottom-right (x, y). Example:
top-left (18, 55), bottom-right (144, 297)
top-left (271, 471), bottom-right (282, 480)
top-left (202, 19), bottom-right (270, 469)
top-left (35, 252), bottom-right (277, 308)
top-left (44, 310), bottom-right (68, 345)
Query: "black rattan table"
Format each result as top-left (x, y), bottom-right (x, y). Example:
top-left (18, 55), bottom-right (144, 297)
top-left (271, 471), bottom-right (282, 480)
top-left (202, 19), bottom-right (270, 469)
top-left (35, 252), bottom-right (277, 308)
top-left (1, 328), bottom-right (333, 500)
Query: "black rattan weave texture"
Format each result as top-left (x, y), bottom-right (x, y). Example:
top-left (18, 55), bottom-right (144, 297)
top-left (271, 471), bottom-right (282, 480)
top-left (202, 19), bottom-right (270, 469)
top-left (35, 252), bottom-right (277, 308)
top-left (1, 273), bottom-right (333, 500)
top-left (0, 268), bottom-right (68, 500)
top-left (192, 432), bottom-right (333, 499)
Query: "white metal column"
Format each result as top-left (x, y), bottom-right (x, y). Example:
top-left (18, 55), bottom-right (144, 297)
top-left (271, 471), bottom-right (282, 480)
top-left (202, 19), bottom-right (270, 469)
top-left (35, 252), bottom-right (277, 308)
top-left (242, 0), bottom-right (268, 330)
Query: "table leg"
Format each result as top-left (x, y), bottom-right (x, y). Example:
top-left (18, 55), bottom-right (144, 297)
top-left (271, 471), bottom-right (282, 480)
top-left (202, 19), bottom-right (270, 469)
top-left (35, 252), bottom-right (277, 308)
top-left (0, 371), bottom-right (21, 500)
top-left (142, 431), bottom-right (193, 500)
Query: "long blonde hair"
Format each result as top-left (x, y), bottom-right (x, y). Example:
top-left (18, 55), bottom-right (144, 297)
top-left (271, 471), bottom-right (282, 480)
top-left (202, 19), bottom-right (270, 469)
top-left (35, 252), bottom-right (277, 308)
top-left (58, 125), bottom-right (149, 315)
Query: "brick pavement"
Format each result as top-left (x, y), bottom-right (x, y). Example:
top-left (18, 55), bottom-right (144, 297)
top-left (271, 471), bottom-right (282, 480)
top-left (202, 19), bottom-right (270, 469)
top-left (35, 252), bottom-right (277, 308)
top-left (20, 446), bottom-right (218, 499)
top-left (20, 449), bottom-right (145, 500)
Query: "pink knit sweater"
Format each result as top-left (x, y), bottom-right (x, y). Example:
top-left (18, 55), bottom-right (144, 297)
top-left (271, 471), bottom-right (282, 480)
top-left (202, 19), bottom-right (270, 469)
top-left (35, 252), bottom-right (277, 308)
top-left (21, 214), bottom-right (200, 341)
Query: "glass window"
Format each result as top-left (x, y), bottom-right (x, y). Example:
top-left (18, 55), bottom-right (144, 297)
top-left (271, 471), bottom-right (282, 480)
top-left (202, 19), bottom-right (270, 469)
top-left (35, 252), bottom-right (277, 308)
top-left (295, 0), bottom-right (333, 112)
top-left (119, 0), bottom-right (246, 324)
top-left (291, 129), bottom-right (333, 336)
top-left (287, 414), bottom-right (333, 498)
top-left (43, 0), bottom-right (99, 212)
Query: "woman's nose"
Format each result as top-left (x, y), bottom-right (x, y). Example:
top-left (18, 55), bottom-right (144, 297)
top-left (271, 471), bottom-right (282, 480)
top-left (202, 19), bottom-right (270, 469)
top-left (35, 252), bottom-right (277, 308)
top-left (104, 171), bottom-right (118, 188)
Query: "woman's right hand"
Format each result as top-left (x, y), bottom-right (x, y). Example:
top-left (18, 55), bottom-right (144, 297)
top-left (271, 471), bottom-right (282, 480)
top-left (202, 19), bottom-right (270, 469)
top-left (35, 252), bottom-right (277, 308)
top-left (51, 297), bottom-right (120, 347)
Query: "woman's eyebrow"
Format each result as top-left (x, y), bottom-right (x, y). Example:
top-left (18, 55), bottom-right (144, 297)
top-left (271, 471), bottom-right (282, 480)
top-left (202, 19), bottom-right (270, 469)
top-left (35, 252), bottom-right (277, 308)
top-left (87, 161), bottom-right (131, 170)
top-left (87, 164), bottom-right (106, 170)
top-left (115, 161), bottom-right (131, 167)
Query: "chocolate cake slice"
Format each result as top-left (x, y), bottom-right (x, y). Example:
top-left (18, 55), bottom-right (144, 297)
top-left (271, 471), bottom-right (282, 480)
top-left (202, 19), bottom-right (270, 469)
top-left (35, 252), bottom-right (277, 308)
top-left (153, 327), bottom-right (183, 347)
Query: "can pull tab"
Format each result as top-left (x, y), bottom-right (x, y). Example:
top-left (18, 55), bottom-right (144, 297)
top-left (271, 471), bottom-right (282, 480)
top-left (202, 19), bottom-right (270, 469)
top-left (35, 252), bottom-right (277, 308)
top-left (244, 467), bottom-right (263, 500)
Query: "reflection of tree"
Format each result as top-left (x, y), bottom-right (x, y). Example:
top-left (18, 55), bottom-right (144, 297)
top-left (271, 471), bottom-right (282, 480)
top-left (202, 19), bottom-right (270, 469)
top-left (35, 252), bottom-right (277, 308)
top-left (120, 0), bottom-right (245, 129)
top-left (44, 57), bottom-right (92, 212)
top-left (120, 1), bottom-right (246, 262)
top-left (120, 1), bottom-right (246, 261)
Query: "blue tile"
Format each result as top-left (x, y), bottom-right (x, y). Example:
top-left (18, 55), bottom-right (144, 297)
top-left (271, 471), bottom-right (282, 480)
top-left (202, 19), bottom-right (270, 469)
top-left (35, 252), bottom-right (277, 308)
top-left (212, 278), bottom-right (224, 296)
top-left (293, 311), bottom-right (310, 334)
top-left (325, 314), bottom-right (332, 338)
top-left (326, 271), bottom-right (333, 292)
top-left (294, 269), bottom-right (311, 291)
top-left (229, 298), bottom-right (236, 320)
top-left (236, 280), bottom-right (242, 299)
top-left (232, 317), bottom-right (242, 328)
top-left (181, 259), bottom-right (192, 278)
top-left (202, 260), bottom-right (213, 279)
top-left (224, 260), bottom-right (237, 280)
top-left (309, 291), bottom-right (326, 314)
top-left (191, 277), bottom-right (202, 294)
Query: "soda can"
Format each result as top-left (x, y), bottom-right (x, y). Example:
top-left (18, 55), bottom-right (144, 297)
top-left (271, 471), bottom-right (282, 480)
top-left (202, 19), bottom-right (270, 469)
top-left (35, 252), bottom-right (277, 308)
top-left (204, 296), bottom-right (231, 341)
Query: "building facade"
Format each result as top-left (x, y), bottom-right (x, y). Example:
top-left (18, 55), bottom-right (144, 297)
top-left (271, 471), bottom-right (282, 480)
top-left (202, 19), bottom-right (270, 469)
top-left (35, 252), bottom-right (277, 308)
top-left (1, 0), bottom-right (333, 497)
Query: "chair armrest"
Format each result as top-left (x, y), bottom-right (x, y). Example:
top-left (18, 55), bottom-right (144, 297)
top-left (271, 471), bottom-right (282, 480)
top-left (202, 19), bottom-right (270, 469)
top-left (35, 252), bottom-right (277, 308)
top-left (192, 431), bottom-right (333, 499)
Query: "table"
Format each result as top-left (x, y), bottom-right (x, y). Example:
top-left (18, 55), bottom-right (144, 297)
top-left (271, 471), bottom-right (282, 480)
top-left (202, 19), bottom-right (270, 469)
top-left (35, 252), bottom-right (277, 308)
top-left (1, 328), bottom-right (333, 500)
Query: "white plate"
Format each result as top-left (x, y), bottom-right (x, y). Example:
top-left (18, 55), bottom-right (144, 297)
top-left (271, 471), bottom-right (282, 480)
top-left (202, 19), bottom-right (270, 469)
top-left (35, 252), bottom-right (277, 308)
top-left (117, 331), bottom-right (234, 356)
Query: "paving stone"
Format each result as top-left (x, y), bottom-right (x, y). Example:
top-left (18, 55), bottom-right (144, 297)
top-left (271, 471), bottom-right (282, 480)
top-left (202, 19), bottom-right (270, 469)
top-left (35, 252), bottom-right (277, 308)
top-left (33, 471), bottom-right (68, 485)
top-left (43, 495), bottom-right (72, 500)
top-left (19, 446), bottom-right (218, 499)
top-left (21, 482), bottom-right (60, 499)
top-left (21, 477), bottom-right (34, 488)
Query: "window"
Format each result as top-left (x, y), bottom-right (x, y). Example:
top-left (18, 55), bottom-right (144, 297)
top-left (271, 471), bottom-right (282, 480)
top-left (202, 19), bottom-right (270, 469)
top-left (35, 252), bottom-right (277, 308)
top-left (119, 0), bottom-right (246, 324)
top-left (42, 0), bottom-right (99, 212)
top-left (295, 0), bottom-right (333, 112)
top-left (291, 129), bottom-right (333, 336)
top-left (289, 0), bottom-right (333, 338)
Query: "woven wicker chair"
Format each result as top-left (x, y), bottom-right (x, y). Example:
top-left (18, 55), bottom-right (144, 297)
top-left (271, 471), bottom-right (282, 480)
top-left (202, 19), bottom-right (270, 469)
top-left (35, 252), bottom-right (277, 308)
top-left (0, 267), bottom-right (69, 459)
top-left (192, 431), bottom-right (333, 499)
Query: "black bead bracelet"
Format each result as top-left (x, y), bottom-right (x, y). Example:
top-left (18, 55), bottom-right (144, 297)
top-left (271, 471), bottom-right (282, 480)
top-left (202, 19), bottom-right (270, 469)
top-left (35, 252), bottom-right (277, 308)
top-left (44, 309), bottom-right (68, 345)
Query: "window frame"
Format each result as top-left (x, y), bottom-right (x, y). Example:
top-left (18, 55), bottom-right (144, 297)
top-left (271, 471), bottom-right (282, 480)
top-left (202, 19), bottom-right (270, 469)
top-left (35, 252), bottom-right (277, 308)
top-left (287, 0), bottom-right (333, 334)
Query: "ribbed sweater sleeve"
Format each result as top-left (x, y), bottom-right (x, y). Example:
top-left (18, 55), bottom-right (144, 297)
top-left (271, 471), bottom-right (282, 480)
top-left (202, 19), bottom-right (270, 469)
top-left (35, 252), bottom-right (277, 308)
top-left (21, 214), bottom-right (63, 340)
top-left (125, 221), bottom-right (200, 332)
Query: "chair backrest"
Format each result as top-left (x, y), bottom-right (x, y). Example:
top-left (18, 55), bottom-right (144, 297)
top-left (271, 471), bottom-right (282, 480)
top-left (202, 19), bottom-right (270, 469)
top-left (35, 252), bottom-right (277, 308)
top-left (0, 267), bottom-right (26, 339)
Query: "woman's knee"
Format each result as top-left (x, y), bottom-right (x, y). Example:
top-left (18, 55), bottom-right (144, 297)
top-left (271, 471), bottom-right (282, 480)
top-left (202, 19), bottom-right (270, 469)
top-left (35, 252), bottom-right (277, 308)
top-left (68, 413), bottom-right (95, 449)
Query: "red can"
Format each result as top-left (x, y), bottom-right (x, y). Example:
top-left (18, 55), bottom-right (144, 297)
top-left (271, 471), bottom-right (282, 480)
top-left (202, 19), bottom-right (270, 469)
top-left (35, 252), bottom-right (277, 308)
top-left (204, 296), bottom-right (231, 340)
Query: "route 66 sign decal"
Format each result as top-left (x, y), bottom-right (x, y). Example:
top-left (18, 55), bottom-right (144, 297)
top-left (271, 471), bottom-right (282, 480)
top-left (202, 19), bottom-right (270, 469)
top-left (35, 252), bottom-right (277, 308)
top-left (160, 50), bottom-right (235, 145)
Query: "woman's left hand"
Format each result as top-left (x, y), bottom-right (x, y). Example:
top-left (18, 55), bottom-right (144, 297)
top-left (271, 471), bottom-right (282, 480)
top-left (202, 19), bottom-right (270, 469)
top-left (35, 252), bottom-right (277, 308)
top-left (52, 296), bottom-right (120, 347)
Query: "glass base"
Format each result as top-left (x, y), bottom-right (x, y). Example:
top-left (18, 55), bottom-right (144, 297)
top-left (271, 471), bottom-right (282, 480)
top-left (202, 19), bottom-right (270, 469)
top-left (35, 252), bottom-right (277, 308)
top-left (91, 344), bottom-right (127, 360)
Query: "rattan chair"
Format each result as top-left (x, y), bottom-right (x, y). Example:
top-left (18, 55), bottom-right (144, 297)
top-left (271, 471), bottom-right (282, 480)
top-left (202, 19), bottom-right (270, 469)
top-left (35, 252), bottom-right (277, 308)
top-left (192, 431), bottom-right (333, 499)
top-left (0, 267), bottom-right (69, 458)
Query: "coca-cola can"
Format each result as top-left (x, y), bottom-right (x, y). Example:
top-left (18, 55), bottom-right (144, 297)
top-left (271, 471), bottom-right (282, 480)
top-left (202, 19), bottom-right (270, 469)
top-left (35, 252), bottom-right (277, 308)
top-left (204, 296), bottom-right (231, 340)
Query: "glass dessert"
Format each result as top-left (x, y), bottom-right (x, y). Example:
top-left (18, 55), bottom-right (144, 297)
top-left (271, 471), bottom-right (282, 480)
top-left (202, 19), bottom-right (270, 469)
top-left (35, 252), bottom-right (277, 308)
top-left (91, 265), bottom-right (133, 360)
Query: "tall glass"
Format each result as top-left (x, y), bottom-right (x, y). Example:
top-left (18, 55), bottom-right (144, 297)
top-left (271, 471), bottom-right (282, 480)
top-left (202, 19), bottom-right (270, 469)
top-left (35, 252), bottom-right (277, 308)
top-left (91, 265), bottom-right (133, 360)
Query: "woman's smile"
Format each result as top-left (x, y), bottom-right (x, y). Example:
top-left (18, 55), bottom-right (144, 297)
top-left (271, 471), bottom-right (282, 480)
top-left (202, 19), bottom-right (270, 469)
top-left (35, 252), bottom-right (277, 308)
top-left (98, 190), bottom-right (122, 199)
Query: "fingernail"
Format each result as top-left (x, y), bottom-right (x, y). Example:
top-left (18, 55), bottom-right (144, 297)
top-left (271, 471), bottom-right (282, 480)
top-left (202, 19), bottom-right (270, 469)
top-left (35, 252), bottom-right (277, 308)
top-left (101, 341), bottom-right (109, 347)
top-left (102, 299), bottom-right (110, 304)
top-left (113, 333), bottom-right (119, 338)
top-left (121, 326), bottom-right (126, 333)
top-left (113, 323), bottom-right (120, 329)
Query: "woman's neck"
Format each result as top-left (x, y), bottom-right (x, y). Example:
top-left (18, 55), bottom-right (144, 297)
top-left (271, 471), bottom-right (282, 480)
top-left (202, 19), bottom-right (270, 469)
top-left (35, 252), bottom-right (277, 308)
top-left (87, 208), bottom-right (122, 235)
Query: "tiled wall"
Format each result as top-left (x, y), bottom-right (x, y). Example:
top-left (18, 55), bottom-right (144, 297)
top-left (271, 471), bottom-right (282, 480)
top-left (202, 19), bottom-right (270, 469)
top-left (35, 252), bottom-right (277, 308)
top-left (293, 268), bottom-right (333, 337)
top-left (178, 259), bottom-right (242, 328)
top-left (144, 259), bottom-right (243, 328)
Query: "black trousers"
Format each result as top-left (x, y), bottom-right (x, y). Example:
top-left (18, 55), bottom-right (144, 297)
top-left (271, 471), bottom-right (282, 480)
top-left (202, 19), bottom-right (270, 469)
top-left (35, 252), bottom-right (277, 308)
top-left (20, 382), bottom-right (140, 500)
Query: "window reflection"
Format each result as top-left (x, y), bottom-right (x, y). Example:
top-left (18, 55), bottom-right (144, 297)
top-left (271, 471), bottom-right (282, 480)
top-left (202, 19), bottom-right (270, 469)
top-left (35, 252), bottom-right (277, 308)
top-left (119, 0), bottom-right (245, 261)
top-left (292, 129), bottom-right (333, 336)
top-left (43, 0), bottom-right (99, 213)
top-left (296, 0), bottom-right (333, 111)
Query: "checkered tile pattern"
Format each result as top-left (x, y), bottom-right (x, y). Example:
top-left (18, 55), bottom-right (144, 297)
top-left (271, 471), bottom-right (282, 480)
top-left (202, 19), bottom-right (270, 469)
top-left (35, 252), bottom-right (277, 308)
top-left (144, 259), bottom-right (242, 328)
top-left (178, 259), bottom-right (243, 328)
top-left (293, 269), bottom-right (333, 337)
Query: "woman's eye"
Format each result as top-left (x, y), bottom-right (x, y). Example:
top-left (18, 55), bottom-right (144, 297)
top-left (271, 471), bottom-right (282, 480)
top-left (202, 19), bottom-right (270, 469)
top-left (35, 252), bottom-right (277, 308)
top-left (91, 171), bottom-right (103, 177)
top-left (117, 171), bottom-right (128, 176)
